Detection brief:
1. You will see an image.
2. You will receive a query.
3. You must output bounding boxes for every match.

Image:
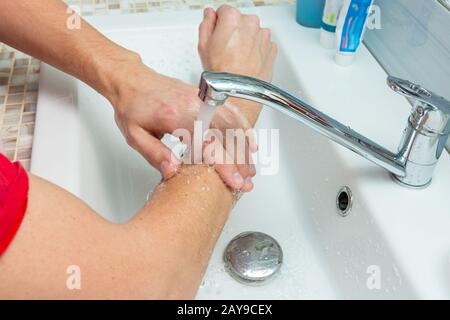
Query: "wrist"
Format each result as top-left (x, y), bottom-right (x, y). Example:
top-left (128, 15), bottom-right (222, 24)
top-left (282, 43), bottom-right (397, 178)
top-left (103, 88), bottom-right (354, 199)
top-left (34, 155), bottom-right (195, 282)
top-left (90, 48), bottom-right (146, 106)
top-left (228, 97), bottom-right (261, 127)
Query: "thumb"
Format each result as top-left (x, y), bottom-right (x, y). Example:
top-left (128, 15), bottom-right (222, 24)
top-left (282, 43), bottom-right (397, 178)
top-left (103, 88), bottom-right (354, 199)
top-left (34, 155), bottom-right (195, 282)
top-left (133, 128), bottom-right (181, 180)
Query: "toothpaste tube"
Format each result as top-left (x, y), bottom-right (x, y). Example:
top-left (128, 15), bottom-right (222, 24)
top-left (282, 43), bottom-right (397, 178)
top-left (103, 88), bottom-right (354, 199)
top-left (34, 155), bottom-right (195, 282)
top-left (335, 0), bottom-right (374, 66)
top-left (320, 0), bottom-right (344, 49)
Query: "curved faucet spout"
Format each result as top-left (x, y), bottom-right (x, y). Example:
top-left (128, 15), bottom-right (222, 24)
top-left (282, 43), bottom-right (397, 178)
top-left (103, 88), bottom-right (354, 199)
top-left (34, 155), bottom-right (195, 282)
top-left (199, 71), bottom-right (406, 178)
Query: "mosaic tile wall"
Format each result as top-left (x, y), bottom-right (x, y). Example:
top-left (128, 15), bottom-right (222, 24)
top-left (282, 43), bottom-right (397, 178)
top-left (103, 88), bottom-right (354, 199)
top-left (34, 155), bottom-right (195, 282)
top-left (63, 0), bottom-right (292, 13)
top-left (0, 0), bottom-right (292, 170)
top-left (0, 45), bottom-right (40, 170)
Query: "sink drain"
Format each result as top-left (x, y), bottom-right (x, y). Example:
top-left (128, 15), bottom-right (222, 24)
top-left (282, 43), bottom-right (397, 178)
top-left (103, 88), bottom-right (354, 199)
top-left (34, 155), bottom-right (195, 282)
top-left (223, 232), bottom-right (283, 286)
top-left (336, 186), bottom-right (353, 217)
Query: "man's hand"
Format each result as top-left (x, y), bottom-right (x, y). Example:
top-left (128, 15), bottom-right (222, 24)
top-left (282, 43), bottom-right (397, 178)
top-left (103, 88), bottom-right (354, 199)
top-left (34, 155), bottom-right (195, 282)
top-left (107, 59), bottom-right (197, 180)
top-left (199, 6), bottom-right (277, 83)
top-left (199, 5), bottom-right (277, 126)
top-left (196, 5), bottom-right (278, 186)
top-left (105, 55), bottom-right (256, 190)
top-left (104, 4), bottom-right (280, 192)
top-left (0, 1), bottom-right (274, 191)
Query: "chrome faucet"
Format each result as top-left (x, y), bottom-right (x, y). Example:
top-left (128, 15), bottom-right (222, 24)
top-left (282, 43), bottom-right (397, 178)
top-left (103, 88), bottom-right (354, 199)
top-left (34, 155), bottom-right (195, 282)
top-left (199, 72), bottom-right (450, 188)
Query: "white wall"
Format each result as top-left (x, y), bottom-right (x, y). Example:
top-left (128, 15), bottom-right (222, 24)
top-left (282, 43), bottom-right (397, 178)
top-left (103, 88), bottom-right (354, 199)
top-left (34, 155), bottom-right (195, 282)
top-left (364, 0), bottom-right (450, 151)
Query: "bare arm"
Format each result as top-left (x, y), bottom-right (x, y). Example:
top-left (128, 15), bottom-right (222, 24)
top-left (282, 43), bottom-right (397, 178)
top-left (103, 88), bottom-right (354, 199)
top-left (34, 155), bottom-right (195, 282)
top-left (0, 0), bottom-right (130, 101)
top-left (0, 168), bottom-right (233, 299)
top-left (0, 6), bottom-right (277, 299)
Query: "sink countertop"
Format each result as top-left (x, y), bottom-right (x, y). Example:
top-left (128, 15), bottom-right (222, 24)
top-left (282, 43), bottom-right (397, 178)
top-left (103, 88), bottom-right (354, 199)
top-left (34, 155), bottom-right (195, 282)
top-left (32, 6), bottom-right (450, 299)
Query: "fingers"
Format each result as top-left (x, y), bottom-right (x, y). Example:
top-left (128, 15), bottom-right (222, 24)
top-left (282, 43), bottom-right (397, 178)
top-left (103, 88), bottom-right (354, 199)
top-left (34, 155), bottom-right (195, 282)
top-left (222, 140), bottom-right (256, 192)
top-left (216, 5), bottom-right (241, 27)
top-left (214, 5), bottom-right (241, 39)
top-left (198, 7), bottom-right (217, 50)
top-left (242, 14), bottom-right (261, 34)
top-left (258, 28), bottom-right (271, 55)
top-left (214, 164), bottom-right (245, 191)
top-left (202, 129), bottom-right (255, 191)
top-left (212, 102), bottom-right (258, 155)
top-left (260, 27), bottom-right (271, 42)
top-left (246, 127), bottom-right (258, 153)
top-left (254, 27), bottom-right (277, 82)
top-left (264, 42), bottom-right (278, 81)
top-left (203, 137), bottom-right (245, 190)
top-left (128, 127), bottom-right (180, 180)
top-left (213, 154), bottom-right (254, 192)
top-left (269, 42), bottom-right (278, 65)
top-left (236, 162), bottom-right (256, 192)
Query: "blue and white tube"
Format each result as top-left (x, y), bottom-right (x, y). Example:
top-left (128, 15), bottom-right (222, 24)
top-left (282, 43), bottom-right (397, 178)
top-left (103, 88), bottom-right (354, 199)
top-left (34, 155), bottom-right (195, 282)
top-left (335, 0), bottom-right (374, 66)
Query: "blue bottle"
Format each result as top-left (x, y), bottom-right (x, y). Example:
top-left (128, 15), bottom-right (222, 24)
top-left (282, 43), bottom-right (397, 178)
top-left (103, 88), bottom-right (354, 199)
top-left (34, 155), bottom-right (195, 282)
top-left (296, 0), bottom-right (326, 28)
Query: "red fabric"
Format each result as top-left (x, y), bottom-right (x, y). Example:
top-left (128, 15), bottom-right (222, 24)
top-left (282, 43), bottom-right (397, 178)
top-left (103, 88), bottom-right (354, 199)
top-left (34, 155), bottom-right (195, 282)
top-left (0, 153), bottom-right (29, 257)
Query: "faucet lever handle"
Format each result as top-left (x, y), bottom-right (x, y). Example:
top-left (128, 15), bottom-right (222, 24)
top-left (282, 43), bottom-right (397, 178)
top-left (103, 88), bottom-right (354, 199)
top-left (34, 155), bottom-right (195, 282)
top-left (387, 76), bottom-right (450, 117)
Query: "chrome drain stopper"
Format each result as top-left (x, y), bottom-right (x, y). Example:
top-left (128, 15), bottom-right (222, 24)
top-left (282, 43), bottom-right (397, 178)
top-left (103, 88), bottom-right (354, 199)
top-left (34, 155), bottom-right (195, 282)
top-left (223, 231), bottom-right (283, 286)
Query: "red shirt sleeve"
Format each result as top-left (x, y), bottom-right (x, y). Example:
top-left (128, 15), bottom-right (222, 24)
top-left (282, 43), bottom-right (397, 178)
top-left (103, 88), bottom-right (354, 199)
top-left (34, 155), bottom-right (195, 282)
top-left (0, 153), bottom-right (29, 257)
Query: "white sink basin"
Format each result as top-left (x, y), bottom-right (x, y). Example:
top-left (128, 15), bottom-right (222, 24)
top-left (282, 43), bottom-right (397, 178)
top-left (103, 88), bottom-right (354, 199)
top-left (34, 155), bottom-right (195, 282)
top-left (32, 6), bottom-right (450, 299)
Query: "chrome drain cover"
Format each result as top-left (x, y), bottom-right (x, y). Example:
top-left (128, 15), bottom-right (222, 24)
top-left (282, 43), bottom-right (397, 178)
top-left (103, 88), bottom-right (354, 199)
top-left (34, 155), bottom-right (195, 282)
top-left (223, 231), bottom-right (283, 285)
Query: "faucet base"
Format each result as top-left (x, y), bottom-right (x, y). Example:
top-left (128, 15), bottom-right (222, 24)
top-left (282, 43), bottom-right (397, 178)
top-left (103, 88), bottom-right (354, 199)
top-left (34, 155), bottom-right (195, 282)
top-left (390, 173), bottom-right (432, 190)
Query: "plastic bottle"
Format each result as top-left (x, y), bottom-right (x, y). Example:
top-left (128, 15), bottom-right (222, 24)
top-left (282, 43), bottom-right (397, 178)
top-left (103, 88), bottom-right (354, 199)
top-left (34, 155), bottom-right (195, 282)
top-left (296, 0), bottom-right (326, 29)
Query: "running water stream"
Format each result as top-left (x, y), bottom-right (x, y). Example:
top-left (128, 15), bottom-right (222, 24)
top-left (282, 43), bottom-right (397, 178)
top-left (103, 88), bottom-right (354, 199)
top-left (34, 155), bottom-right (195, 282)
top-left (192, 101), bottom-right (218, 163)
top-left (197, 101), bottom-right (217, 134)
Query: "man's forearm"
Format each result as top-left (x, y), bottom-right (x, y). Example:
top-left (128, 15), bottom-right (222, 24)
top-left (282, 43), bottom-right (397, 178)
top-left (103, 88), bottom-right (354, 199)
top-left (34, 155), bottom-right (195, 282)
top-left (130, 111), bottom-right (262, 298)
top-left (132, 165), bottom-right (234, 298)
top-left (0, 0), bottom-right (135, 100)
